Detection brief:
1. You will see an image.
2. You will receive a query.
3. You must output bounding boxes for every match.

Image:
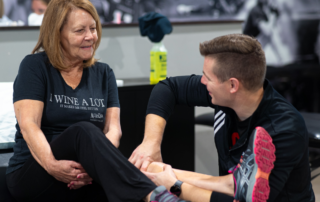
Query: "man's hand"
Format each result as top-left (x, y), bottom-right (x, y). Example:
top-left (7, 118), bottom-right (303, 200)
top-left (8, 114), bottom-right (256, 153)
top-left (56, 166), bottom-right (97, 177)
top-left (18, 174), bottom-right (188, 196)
top-left (129, 114), bottom-right (166, 171)
top-left (129, 141), bottom-right (163, 171)
top-left (47, 160), bottom-right (92, 189)
top-left (142, 164), bottom-right (177, 190)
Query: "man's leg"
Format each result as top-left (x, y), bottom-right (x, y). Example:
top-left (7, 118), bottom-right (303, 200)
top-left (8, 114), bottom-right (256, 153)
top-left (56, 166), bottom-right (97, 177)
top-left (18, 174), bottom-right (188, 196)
top-left (232, 126), bottom-right (276, 202)
top-left (146, 126), bottom-right (276, 202)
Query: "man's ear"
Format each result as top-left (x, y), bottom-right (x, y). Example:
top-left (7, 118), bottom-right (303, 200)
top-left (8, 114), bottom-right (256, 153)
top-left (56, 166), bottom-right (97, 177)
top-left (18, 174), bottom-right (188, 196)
top-left (229, 78), bottom-right (239, 93)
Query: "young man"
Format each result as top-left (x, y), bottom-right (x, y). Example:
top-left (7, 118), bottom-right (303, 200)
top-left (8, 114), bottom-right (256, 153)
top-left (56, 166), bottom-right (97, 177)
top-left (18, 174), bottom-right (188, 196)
top-left (129, 34), bottom-right (315, 201)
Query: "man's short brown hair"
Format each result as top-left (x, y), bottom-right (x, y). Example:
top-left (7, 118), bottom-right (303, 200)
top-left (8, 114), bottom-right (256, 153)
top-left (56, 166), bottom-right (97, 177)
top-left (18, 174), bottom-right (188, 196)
top-left (199, 34), bottom-right (266, 91)
top-left (32, 0), bottom-right (102, 70)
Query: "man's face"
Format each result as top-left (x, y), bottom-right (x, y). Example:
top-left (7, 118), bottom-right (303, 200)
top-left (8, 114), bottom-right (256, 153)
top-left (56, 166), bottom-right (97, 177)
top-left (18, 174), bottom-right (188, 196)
top-left (201, 56), bottom-right (230, 106)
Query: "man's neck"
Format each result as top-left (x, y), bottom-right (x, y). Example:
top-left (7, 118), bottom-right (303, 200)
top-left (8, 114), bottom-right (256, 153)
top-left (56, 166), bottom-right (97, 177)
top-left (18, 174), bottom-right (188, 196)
top-left (231, 87), bottom-right (264, 121)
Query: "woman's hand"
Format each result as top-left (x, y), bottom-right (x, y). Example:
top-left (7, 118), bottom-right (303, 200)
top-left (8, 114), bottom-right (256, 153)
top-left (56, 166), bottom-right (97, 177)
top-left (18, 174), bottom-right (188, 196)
top-left (67, 172), bottom-right (93, 190)
top-left (47, 160), bottom-right (92, 189)
top-left (142, 164), bottom-right (177, 190)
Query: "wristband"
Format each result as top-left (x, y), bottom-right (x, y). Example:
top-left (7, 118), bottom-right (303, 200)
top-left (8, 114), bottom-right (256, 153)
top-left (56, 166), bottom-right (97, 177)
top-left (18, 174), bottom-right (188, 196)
top-left (170, 180), bottom-right (183, 197)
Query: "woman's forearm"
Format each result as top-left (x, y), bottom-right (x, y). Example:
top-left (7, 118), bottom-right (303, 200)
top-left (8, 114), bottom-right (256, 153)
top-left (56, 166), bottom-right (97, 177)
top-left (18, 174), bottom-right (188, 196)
top-left (21, 121), bottom-right (57, 171)
top-left (14, 100), bottom-right (57, 171)
top-left (105, 129), bottom-right (122, 148)
top-left (173, 169), bottom-right (234, 196)
top-left (15, 100), bottom-right (57, 172)
top-left (104, 107), bottom-right (122, 148)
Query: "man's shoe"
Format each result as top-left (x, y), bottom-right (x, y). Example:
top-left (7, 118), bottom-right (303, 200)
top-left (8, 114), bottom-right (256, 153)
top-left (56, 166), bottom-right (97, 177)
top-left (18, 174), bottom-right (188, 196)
top-left (231, 126), bottom-right (276, 202)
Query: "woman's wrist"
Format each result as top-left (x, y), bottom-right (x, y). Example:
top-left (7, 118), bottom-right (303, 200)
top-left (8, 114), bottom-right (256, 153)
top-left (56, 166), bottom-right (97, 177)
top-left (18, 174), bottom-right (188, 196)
top-left (44, 158), bottom-right (58, 173)
top-left (105, 131), bottom-right (121, 148)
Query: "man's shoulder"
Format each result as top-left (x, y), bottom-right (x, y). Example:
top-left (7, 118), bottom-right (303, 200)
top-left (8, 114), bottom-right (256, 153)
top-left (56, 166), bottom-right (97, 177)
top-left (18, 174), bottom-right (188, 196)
top-left (257, 83), bottom-right (305, 135)
top-left (261, 99), bottom-right (306, 137)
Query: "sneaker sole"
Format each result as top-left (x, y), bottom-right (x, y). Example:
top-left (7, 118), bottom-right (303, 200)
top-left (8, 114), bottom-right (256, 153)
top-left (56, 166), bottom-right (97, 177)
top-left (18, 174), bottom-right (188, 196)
top-left (247, 126), bottom-right (276, 202)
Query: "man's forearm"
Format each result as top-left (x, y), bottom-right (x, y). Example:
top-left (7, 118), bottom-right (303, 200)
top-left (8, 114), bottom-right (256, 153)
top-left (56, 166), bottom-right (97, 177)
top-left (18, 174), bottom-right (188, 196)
top-left (180, 183), bottom-right (212, 202)
top-left (142, 114), bottom-right (166, 145)
top-left (129, 114), bottom-right (166, 169)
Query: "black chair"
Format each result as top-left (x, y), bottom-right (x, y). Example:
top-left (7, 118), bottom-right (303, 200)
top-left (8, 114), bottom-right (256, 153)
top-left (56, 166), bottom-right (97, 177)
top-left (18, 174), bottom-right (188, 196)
top-left (300, 112), bottom-right (320, 180)
top-left (0, 148), bottom-right (17, 202)
top-left (195, 112), bottom-right (320, 180)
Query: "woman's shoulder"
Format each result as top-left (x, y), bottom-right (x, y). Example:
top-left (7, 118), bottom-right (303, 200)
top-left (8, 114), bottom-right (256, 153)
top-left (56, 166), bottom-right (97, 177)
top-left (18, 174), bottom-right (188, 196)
top-left (91, 61), bottom-right (111, 68)
top-left (90, 61), bottom-right (113, 73)
top-left (20, 52), bottom-right (51, 73)
top-left (22, 52), bottom-right (49, 65)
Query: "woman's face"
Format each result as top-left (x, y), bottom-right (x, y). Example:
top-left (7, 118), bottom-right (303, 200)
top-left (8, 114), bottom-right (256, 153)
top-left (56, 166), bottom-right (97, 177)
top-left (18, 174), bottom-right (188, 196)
top-left (32, 0), bottom-right (47, 15)
top-left (60, 8), bottom-right (98, 66)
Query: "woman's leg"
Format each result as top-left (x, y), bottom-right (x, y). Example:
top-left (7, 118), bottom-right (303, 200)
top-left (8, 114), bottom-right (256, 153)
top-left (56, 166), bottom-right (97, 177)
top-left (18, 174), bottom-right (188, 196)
top-left (7, 121), bottom-right (156, 202)
top-left (7, 154), bottom-right (108, 202)
top-left (50, 121), bottom-right (156, 202)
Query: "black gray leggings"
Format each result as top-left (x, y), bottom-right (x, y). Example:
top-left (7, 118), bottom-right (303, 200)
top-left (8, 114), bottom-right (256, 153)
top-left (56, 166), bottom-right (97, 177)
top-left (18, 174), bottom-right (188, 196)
top-left (6, 121), bottom-right (156, 202)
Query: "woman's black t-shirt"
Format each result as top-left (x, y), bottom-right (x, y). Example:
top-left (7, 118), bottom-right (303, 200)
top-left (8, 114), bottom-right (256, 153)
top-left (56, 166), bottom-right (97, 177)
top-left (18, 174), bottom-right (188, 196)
top-left (7, 52), bottom-right (120, 174)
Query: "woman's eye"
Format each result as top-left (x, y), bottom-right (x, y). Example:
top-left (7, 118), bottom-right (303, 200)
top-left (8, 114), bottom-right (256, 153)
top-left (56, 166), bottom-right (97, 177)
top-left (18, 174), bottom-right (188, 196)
top-left (77, 29), bottom-right (83, 32)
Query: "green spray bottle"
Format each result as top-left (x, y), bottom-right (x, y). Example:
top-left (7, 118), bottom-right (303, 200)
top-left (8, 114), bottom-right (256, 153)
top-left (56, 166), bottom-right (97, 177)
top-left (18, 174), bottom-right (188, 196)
top-left (150, 42), bottom-right (167, 85)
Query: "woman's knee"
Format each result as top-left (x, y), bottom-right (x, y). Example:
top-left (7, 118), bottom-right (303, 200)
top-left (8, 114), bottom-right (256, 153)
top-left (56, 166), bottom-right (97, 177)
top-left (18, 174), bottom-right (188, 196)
top-left (72, 121), bottom-right (98, 129)
top-left (67, 121), bottom-right (104, 138)
top-left (147, 162), bottom-right (166, 173)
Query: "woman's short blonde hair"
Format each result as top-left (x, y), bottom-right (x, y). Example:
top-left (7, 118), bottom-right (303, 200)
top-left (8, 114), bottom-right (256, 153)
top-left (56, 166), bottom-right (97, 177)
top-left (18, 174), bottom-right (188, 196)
top-left (32, 0), bottom-right (102, 70)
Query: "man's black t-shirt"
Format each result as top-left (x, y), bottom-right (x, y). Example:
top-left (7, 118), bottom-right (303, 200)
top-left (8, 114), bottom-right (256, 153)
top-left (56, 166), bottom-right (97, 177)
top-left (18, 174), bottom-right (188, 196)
top-left (7, 52), bottom-right (120, 174)
top-left (146, 75), bottom-right (315, 202)
top-left (228, 118), bottom-right (250, 149)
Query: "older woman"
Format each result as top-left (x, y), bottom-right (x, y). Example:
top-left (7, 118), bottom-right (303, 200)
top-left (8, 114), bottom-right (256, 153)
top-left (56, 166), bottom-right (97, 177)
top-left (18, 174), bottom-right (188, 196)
top-left (5, 0), bottom-right (167, 201)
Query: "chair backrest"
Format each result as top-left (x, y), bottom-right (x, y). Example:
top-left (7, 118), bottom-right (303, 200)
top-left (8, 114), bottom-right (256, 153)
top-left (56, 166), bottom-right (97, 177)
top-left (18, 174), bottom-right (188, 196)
top-left (0, 167), bottom-right (17, 202)
top-left (0, 148), bottom-right (17, 202)
top-left (0, 82), bottom-right (16, 150)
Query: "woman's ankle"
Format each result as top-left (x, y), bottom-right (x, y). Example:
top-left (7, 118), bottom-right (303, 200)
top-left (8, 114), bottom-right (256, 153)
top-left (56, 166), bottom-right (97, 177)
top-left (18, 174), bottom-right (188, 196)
top-left (144, 192), bottom-right (152, 202)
